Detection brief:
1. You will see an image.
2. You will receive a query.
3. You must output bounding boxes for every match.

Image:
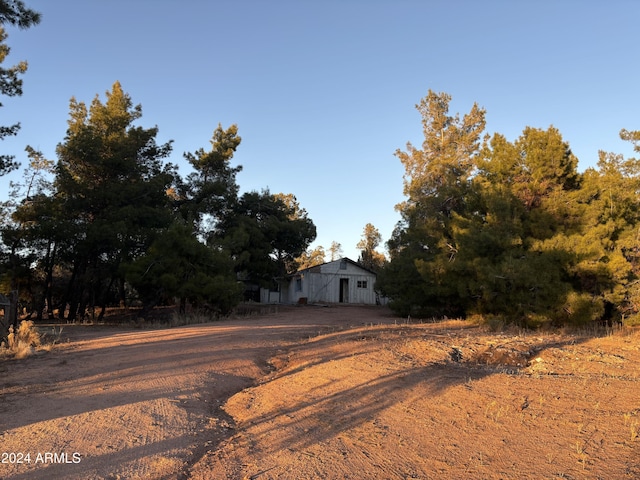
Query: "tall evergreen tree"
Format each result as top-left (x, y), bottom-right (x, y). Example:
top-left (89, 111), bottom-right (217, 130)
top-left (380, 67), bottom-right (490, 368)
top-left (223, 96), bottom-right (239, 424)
top-left (180, 124), bottom-right (242, 235)
top-left (328, 241), bottom-right (343, 261)
top-left (467, 127), bottom-right (582, 325)
top-left (0, 0), bottom-right (40, 175)
top-left (563, 146), bottom-right (640, 325)
top-left (356, 223), bottom-right (385, 272)
top-left (122, 222), bottom-right (242, 317)
top-left (218, 190), bottom-right (316, 287)
top-left (379, 91), bottom-right (622, 326)
top-left (1, 147), bottom-right (59, 320)
top-left (295, 245), bottom-right (326, 270)
top-left (379, 90), bottom-right (486, 316)
top-left (53, 82), bottom-right (175, 320)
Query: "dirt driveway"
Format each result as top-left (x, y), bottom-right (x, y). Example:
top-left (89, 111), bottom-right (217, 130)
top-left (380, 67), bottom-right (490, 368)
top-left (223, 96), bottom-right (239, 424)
top-left (1, 305), bottom-right (640, 479)
top-left (0, 306), bottom-right (391, 479)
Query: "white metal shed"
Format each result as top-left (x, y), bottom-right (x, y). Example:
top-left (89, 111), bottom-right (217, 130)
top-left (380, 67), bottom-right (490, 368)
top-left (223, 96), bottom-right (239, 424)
top-left (282, 258), bottom-right (379, 305)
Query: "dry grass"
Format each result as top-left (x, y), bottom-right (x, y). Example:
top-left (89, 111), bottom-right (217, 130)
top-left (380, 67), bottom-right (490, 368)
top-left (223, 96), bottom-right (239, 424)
top-left (1, 320), bottom-right (43, 359)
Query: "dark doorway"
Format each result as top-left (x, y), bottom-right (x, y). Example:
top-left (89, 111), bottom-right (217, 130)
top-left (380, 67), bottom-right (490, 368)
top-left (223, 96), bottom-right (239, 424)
top-left (339, 278), bottom-right (349, 303)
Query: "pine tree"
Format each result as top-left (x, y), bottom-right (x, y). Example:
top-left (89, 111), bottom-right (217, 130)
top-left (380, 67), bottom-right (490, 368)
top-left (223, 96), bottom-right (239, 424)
top-left (218, 190), bottom-right (316, 287)
top-left (0, 0), bottom-right (40, 175)
top-left (380, 90), bottom-right (486, 316)
top-left (53, 82), bottom-right (174, 320)
top-left (356, 223), bottom-right (385, 271)
top-left (180, 124), bottom-right (242, 235)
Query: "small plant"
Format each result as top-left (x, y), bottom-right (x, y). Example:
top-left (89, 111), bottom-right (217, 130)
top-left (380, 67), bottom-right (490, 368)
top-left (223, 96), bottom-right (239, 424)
top-left (1, 320), bottom-right (42, 359)
top-left (468, 313), bottom-right (506, 332)
top-left (485, 314), bottom-right (506, 332)
top-left (623, 412), bottom-right (638, 441)
top-left (39, 326), bottom-right (65, 352)
top-left (574, 440), bottom-right (588, 469)
top-left (165, 310), bottom-right (213, 328)
top-left (484, 400), bottom-right (504, 423)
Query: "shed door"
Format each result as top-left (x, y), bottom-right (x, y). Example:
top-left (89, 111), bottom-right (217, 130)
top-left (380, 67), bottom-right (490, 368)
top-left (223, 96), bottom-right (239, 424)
top-left (339, 278), bottom-right (349, 303)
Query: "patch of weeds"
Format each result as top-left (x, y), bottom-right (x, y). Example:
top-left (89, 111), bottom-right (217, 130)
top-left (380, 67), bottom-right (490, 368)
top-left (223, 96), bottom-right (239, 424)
top-left (468, 314), bottom-right (507, 332)
top-left (1, 320), bottom-right (41, 359)
top-left (168, 311), bottom-right (213, 327)
top-left (40, 326), bottom-right (65, 351)
top-left (574, 440), bottom-right (589, 469)
top-left (625, 414), bottom-right (639, 441)
top-left (139, 311), bottom-right (217, 329)
top-left (484, 400), bottom-right (505, 423)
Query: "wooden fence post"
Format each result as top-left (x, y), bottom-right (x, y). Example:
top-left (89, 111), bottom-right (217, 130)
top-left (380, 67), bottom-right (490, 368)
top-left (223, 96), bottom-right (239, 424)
top-left (0, 294), bottom-right (10, 341)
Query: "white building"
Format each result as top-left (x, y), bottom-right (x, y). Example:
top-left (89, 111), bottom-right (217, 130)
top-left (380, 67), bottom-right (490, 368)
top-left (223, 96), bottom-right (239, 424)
top-left (276, 258), bottom-right (381, 305)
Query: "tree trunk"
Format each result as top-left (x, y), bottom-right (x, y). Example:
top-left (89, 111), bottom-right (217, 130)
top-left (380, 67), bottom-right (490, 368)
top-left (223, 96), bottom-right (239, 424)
top-left (9, 290), bottom-right (19, 332)
top-left (138, 299), bottom-right (156, 321)
top-left (35, 294), bottom-right (44, 322)
top-left (119, 277), bottom-right (127, 309)
top-left (98, 277), bottom-right (116, 322)
top-left (60, 260), bottom-right (81, 320)
top-left (45, 241), bottom-right (56, 320)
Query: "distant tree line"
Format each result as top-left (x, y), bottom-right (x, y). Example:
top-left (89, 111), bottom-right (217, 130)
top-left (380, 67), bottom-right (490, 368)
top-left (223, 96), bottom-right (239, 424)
top-left (0, 82), bottom-right (316, 321)
top-left (377, 90), bottom-right (640, 327)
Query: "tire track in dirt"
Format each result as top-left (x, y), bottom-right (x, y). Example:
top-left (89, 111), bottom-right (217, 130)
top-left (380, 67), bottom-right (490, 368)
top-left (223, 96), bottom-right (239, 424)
top-left (1, 306), bottom-right (386, 479)
top-left (194, 320), bottom-right (640, 480)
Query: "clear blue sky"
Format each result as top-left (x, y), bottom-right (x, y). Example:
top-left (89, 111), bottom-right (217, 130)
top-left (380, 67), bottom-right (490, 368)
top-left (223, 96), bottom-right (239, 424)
top-left (2, 1), bottom-right (639, 261)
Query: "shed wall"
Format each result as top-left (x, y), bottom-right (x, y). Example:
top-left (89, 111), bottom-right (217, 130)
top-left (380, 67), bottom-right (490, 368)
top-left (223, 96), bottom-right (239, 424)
top-left (285, 259), bottom-right (378, 305)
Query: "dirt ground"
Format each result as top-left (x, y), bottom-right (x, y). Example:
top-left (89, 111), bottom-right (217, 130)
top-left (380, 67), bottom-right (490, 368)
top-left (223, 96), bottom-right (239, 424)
top-left (1, 306), bottom-right (639, 479)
